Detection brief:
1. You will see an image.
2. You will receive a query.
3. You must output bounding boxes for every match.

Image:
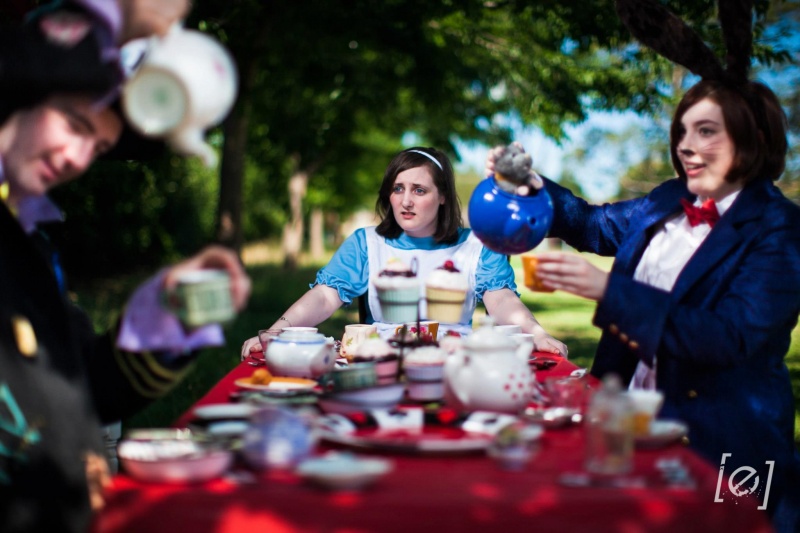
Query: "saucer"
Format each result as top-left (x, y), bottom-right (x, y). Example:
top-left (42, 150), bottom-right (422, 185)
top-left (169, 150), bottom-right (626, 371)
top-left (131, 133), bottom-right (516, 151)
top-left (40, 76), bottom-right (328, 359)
top-left (635, 420), bottom-right (688, 448)
top-left (234, 377), bottom-right (317, 393)
top-left (296, 453), bottom-right (393, 490)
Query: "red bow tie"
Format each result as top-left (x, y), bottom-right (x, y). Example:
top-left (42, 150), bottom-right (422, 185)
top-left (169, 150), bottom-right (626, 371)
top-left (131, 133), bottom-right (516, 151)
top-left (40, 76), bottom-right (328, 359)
top-left (680, 198), bottom-right (720, 228)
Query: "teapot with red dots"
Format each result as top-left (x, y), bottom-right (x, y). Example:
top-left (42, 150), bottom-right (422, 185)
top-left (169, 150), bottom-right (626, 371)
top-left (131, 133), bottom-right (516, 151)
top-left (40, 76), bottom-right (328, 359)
top-left (443, 316), bottom-right (534, 414)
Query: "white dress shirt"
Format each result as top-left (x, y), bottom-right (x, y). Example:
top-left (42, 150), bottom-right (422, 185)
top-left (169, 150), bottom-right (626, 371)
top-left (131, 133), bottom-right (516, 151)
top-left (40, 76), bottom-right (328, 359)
top-left (629, 190), bottom-right (741, 389)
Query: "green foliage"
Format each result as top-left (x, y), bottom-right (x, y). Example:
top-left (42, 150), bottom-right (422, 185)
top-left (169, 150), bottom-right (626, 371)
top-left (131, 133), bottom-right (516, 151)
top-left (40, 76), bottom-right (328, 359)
top-left (52, 154), bottom-right (219, 281)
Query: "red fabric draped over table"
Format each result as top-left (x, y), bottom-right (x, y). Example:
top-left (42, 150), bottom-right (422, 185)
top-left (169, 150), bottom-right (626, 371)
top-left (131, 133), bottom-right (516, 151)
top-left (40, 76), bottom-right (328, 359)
top-left (92, 355), bottom-right (772, 533)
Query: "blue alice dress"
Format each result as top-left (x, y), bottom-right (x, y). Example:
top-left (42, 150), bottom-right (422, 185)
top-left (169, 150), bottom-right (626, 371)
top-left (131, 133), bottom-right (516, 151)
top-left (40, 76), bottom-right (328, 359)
top-left (313, 227), bottom-right (517, 337)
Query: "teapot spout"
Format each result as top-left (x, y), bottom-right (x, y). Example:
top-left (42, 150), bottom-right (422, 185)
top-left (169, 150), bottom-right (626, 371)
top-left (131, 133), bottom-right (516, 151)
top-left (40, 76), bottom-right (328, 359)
top-left (169, 128), bottom-right (218, 167)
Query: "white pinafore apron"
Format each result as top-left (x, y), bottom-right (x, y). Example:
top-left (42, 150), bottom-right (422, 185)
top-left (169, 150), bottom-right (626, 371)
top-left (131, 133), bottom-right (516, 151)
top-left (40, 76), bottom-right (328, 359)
top-left (364, 227), bottom-right (483, 339)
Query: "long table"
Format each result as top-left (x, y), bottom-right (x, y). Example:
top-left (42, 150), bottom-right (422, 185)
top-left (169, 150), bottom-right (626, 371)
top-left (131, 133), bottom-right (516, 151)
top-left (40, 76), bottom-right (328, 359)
top-left (92, 355), bottom-right (773, 533)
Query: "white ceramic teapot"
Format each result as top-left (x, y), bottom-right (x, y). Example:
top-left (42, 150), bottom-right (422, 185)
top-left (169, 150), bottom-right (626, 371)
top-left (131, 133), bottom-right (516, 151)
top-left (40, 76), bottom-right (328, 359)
top-left (122, 26), bottom-right (238, 167)
top-left (265, 330), bottom-right (335, 379)
top-left (443, 319), bottom-right (534, 413)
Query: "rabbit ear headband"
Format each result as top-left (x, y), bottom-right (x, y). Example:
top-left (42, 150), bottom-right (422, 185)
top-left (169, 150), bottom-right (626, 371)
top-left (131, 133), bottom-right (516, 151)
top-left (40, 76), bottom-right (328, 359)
top-left (615, 0), bottom-right (754, 87)
top-left (615, 0), bottom-right (773, 140)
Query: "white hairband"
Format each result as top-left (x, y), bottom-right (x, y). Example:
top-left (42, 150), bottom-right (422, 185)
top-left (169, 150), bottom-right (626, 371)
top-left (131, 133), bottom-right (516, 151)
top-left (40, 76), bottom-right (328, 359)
top-left (408, 149), bottom-right (443, 171)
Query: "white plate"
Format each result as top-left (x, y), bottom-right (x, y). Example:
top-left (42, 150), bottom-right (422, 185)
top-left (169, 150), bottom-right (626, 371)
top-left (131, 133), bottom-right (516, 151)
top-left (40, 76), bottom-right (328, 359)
top-left (635, 420), bottom-right (688, 448)
top-left (193, 403), bottom-right (256, 420)
top-left (296, 454), bottom-right (393, 490)
top-left (206, 420), bottom-right (249, 438)
top-left (318, 397), bottom-right (400, 415)
top-left (316, 409), bottom-right (520, 454)
top-left (322, 383), bottom-right (406, 405)
top-left (234, 377), bottom-right (317, 392)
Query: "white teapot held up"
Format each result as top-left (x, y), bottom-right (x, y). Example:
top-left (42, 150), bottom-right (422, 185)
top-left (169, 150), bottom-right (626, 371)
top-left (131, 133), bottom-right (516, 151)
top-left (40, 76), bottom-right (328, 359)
top-left (122, 26), bottom-right (238, 167)
top-left (444, 318), bottom-right (535, 414)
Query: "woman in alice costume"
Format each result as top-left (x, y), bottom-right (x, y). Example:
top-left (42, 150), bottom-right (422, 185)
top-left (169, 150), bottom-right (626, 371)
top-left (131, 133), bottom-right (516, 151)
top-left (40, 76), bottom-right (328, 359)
top-left (241, 147), bottom-right (566, 357)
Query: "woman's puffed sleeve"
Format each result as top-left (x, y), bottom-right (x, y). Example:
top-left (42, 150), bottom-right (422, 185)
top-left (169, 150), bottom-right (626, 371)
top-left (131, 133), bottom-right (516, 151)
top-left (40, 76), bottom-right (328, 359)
top-left (312, 228), bottom-right (369, 305)
top-left (474, 247), bottom-right (518, 301)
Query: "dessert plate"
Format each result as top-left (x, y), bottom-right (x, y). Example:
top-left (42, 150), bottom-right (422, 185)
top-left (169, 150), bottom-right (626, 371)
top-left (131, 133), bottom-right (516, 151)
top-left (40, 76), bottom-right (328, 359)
top-left (193, 403), bottom-right (256, 420)
top-left (316, 408), bottom-right (518, 454)
top-left (635, 419), bottom-right (689, 449)
top-left (234, 377), bottom-right (317, 393)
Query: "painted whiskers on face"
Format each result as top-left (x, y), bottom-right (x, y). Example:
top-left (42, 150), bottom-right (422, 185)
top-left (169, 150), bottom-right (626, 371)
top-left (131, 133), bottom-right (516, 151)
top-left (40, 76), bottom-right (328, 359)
top-left (676, 99), bottom-right (739, 201)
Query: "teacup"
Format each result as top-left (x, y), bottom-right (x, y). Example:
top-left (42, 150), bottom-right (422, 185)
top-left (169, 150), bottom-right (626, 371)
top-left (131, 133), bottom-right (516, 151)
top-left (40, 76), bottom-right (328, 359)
top-left (494, 324), bottom-right (522, 336)
top-left (331, 362), bottom-right (377, 392)
top-left (509, 333), bottom-right (535, 362)
top-left (627, 389), bottom-right (665, 436)
top-left (394, 321), bottom-right (439, 341)
top-left (521, 255), bottom-right (554, 293)
top-left (340, 324), bottom-right (378, 359)
top-left (544, 376), bottom-right (586, 412)
top-left (122, 26), bottom-right (238, 167)
top-left (162, 270), bottom-right (235, 328)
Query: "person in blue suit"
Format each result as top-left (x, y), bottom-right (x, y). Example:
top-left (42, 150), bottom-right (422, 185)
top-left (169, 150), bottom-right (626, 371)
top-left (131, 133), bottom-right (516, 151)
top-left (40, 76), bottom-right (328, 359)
top-left (487, 1), bottom-right (799, 528)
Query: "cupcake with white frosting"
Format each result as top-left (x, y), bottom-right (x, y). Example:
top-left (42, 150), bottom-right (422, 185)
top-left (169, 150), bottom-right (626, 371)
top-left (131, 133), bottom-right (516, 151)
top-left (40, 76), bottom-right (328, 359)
top-left (373, 258), bottom-right (420, 323)
top-left (352, 336), bottom-right (400, 384)
top-left (403, 345), bottom-right (448, 401)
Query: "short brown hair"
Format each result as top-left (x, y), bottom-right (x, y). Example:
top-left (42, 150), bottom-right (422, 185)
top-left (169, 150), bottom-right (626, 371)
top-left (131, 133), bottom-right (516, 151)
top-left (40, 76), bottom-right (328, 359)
top-left (670, 80), bottom-right (787, 183)
top-left (375, 147), bottom-right (461, 243)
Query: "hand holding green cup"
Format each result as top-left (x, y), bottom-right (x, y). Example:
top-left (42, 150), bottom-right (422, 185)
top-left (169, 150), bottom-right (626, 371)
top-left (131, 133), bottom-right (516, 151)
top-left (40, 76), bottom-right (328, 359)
top-left (162, 269), bottom-right (236, 328)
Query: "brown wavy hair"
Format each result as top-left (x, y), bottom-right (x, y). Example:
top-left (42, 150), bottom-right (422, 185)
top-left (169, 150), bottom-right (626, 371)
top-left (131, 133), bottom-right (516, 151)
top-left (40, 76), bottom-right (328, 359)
top-left (375, 147), bottom-right (461, 244)
top-left (670, 79), bottom-right (787, 184)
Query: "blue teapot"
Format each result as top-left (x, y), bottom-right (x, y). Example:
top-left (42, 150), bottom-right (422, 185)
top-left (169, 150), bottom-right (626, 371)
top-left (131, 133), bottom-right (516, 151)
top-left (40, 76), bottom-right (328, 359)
top-left (467, 176), bottom-right (554, 255)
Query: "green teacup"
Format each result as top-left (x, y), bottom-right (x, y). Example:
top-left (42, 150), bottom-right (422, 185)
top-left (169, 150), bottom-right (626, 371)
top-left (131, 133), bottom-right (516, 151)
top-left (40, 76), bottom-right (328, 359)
top-left (332, 362), bottom-right (377, 392)
top-left (163, 270), bottom-right (235, 328)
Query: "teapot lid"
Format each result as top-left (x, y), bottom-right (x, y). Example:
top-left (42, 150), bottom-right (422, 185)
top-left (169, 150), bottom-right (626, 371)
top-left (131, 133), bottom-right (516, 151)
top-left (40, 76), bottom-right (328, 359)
top-left (462, 317), bottom-right (517, 351)
top-left (276, 331), bottom-right (327, 343)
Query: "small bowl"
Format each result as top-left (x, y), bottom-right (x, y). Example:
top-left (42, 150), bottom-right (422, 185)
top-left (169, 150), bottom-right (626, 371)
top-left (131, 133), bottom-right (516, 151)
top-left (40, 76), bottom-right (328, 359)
top-left (404, 364), bottom-right (444, 382)
top-left (296, 453), bottom-right (393, 490)
top-left (406, 380), bottom-right (444, 402)
top-left (118, 438), bottom-right (232, 483)
top-left (325, 382), bottom-right (405, 405)
top-left (317, 383), bottom-right (405, 416)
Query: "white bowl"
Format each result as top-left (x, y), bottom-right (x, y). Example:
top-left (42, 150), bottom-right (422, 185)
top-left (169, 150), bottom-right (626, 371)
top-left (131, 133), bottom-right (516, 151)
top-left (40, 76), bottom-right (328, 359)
top-left (118, 439), bottom-right (232, 483)
top-left (326, 382), bottom-right (405, 405)
top-left (407, 380), bottom-right (444, 401)
top-left (296, 454), bottom-right (393, 490)
top-left (318, 397), bottom-right (400, 415)
top-left (404, 364), bottom-right (444, 382)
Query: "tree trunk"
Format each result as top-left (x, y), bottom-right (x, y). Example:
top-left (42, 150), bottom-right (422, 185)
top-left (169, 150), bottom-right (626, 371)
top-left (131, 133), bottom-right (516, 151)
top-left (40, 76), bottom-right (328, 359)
top-left (309, 209), bottom-right (325, 260)
top-left (217, 102), bottom-right (249, 253)
top-left (282, 168), bottom-right (308, 269)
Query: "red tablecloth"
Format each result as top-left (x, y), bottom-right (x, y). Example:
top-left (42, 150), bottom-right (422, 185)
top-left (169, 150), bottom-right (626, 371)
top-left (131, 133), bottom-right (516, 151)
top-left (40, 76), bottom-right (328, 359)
top-left (93, 354), bottom-right (773, 533)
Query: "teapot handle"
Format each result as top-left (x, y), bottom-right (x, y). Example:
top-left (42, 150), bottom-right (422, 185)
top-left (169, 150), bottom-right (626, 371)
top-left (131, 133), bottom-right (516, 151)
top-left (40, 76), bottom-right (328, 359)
top-left (169, 128), bottom-right (218, 168)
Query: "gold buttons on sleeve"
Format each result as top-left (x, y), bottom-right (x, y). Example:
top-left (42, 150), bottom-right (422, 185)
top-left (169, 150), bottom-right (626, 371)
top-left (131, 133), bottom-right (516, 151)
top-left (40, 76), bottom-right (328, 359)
top-left (680, 436), bottom-right (690, 446)
top-left (687, 390), bottom-right (698, 399)
top-left (628, 340), bottom-right (639, 350)
top-left (619, 333), bottom-right (629, 343)
top-left (12, 315), bottom-right (38, 358)
top-left (609, 324), bottom-right (620, 335)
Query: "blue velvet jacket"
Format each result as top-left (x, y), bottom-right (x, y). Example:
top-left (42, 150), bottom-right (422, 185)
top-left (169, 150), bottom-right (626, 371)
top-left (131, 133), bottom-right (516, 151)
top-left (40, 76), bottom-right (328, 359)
top-left (546, 177), bottom-right (800, 519)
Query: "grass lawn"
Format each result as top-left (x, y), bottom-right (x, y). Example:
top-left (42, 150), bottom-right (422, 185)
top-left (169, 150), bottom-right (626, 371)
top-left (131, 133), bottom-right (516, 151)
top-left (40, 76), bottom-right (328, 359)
top-left (73, 248), bottom-right (800, 442)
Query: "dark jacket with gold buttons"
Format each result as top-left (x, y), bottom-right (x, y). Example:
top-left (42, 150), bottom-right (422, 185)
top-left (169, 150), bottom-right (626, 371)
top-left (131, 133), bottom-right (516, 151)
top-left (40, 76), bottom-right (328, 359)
top-left (0, 202), bottom-right (195, 532)
top-left (546, 176), bottom-right (800, 521)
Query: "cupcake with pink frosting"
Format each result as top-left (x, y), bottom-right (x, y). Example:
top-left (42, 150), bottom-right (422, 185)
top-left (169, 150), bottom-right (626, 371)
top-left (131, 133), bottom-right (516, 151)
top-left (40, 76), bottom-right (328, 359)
top-left (425, 260), bottom-right (468, 323)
